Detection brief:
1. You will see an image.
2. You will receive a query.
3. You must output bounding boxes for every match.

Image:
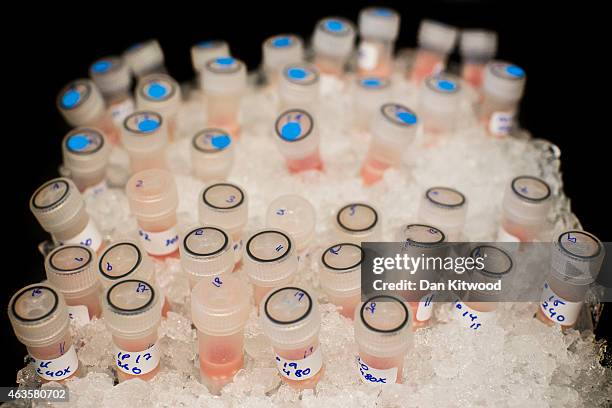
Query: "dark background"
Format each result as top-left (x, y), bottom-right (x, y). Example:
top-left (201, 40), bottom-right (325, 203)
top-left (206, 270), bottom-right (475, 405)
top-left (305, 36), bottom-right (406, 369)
top-left (3, 1), bottom-right (609, 386)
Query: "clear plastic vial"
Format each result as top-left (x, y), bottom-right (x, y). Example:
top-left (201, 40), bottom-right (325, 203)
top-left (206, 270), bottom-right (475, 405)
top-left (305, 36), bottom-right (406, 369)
top-left (191, 128), bottom-right (234, 182)
top-left (191, 40), bottom-right (230, 75)
top-left (135, 74), bottom-right (181, 142)
top-left (89, 56), bottom-right (135, 126)
top-left (410, 20), bottom-right (458, 84)
top-left (319, 243), bottom-right (363, 319)
top-left (260, 286), bottom-right (324, 389)
top-left (191, 274), bottom-right (251, 393)
top-left (8, 283), bottom-right (79, 382)
top-left (418, 187), bottom-right (468, 242)
top-left (30, 177), bottom-right (103, 253)
top-left (61, 127), bottom-right (111, 195)
top-left (333, 203), bottom-right (382, 244)
top-left (198, 183), bottom-right (249, 265)
top-left (360, 103), bottom-right (418, 185)
top-left (357, 7), bottom-right (400, 78)
top-left (121, 111), bottom-right (168, 173)
top-left (123, 39), bottom-right (166, 78)
top-left (419, 74), bottom-right (462, 138)
top-left (244, 229), bottom-right (299, 307)
top-left (311, 17), bottom-right (356, 76)
top-left (279, 63), bottom-right (320, 113)
top-left (480, 61), bottom-right (526, 138)
top-left (103, 279), bottom-right (163, 382)
top-left (262, 34), bottom-right (304, 85)
top-left (45, 244), bottom-right (102, 323)
top-left (274, 109), bottom-right (323, 173)
top-left (536, 230), bottom-right (605, 328)
top-left (355, 295), bottom-right (412, 384)
top-left (459, 30), bottom-right (498, 90)
top-left (126, 169), bottom-right (180, 259)
top-left (353, 76), bottom-right (392, 131)
top-left (497, 176), bottom-right (551, 242)
top-left (180, 226), bottom-right (235, 288)
top-left (265, 194), bottom-right (316, 258)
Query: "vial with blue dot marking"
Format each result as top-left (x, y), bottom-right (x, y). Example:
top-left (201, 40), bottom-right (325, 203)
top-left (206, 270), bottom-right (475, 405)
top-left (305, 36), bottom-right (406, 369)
top-left (191, 128), bottom-right (235, 182)
top-left (279, 63), bottom-right (320, 112)
top-left (481, 61), bottom-right (526, 137)
top-left (418, 187), bottom-right (468, 242)
top-left (312, 17), bottom-right (356, 76)
top-left (353, 76), bottom-right (392, 130)
top-left (263, 34), bottom-right (304, 84)
top-left (61, 128), bottom-right (110, 193)
top-left (274, 109), bottom-right (322, 173)
top-left (191, 40), bottom-right (230, 73)
top-left (357, 7), bottom-right (400, 77)
top-left (123, 39), bottom-right (166, 78)
top-left (410, 20), bottom-right (458, 83)
top-left (89, 56), bottom-right (135, 127)
top-left (135, 74), bottom-right (181, 142)
top-left (121, 111), bottom-right (168, 173)
top-left (459, 30), bottom-right (498, 89)
top-left (420, 74), bottom-right (462, 135)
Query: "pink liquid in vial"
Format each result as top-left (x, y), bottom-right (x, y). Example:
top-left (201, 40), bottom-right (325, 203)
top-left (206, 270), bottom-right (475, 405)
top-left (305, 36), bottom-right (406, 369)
top-left (358, 351), bottom-right (404, 384)
top-left (409, 50), bottom-right (444, 84)
top-left (360, 156), bottom-right (389, 185)
top-left (462, 62), bottom-right (486, 90)
top-left (313, 55), bottom-right (344, 77)
top-left (27, 332), bottom-right (79, 383)
top-left (286, 151), bottom-right (323, 173)
top-left (275, 340), bottom-right (324, 390)
top-left (198, 331), bottom-right (245, 392)
top-left (113, 332), bottom-right (160, 382)
top-left (328, 294), bottom-right (360, 319)
top-left (67, 290), bottom-right (102, 320)
top-left (407, 301), bottom-right (431, 330)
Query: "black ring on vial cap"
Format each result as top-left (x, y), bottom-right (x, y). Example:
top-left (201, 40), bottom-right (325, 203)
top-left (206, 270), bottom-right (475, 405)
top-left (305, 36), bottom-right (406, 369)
top-left (318, 18), bottom-right (352, 37)
top-left (336, 203), bottom-right (379, 233)
top-left (510, 175), bottom-right (551, 203)
top-left (274, 109), bottom-right (314, 143)
top-left (402, 223), bottom-right (446, 246)
top-left (360, 295), bottom-right (409, 334)
top-left (106, 279), bottom-right (155, 314)
top-left (137, 75), bottom-right (177, 102)
top-left (246, 230), bottom-right (293, 263)
top-left (425, 187), bottom-right (466, 209)
top-left (49, 245), bottom-right (93, 273)
top-left (358, 77), bottom-right (391, 90)
top-left (123, 110), bottom-right (164, 134)
top-left (425, 75), bottom-right (460, 94)
top-left (379, 103), bottom-right (418, 128)
top-left (65, 128), bottom-right (105, 155)
top-left (192, 128), bottom-right (231, 153)
top-left (469, 245), bottom-right (513, 277)
top-left (491, 63), bottom-right (524, 81)
top-left (183, 226), bottom-right (230, 257)
top-left (205, 58), bottom-right (242, 74)
top-left (57, 80), bottom-right (91, 111)
top-left (283, 64), bottom-right (319, 86)
top-left (202, 183), bottom-right (245, 210)
top-left (11, 285), bottom-right (59, 323)
top-left (264, 286), bottom-right (313, 325)
top-left (32, 179), bottom-right (71, 210)
top-left (99, 242), bottom-right (143, 281)
top-left (557, 230), bottom-right (602, 260)
top-left (321, 243), bottom-right (364, 271)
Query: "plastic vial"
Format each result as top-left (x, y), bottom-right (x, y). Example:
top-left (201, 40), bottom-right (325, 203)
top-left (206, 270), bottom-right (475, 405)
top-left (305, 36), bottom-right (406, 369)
top-left (198, 183), bottom-right (249, 265)
top-left (201, 57), bottom-right (247, 139)
top-left (311, 17), bottom-right (356, 76)
top-left (265, 194), bottom-right (316, 258)
top-left (61, 127), bottom-right (111, 195)
top-left (410, 20), bottom-right (458, 84)
top-left (459, 30), bottom-right (498, 90)
top-left (353, 76), bottom-right (392, 131)
top-left (360, 103), bottom-right (418, 185)
top-left (180, 226), bottom-right (235, 288)
top-left (103, 279), bottom-right (163, 382)
top-left (418, 187), bottom-right (468, 242)
top-left (419, 74), bottom-right (462, 138)
top-left (333, 203), bottom-right (382, 244)
top-left (121, 111), bottom-right (168, 173)
top-left (191, 274), bottom-right (251, 392)
top-left (260, 286), bottom-right (324, 389)
top-left (89, 56), bottom-right (135, 126)
top-left (319, 243), bottom-right (363, 319)
top-left (191, 128), bottom-right (234, 182)
top-left (244, 229), bottom-right (299, 307)
top-left (123, 39), bottom-right (166, 78)
top-left (44, 244), bottom-right (102, 323)
top-left (480, 61), bottom-right (526, 138)
top-left (126, 169), bottom-right (180, 259)
top-left (497, 176), bottom-right (551, 242)
top-left (191, 40), bottom-right (230, 74)
top-left (135, 74), bottom-right (181, 142)
top-left (8, 283), bottom-right (79, 382)
top-left (357, 7), bottom-right (400, 78)
top-left (274, 109), bottom-right (323, 173)
top-left (262, 34), bottom-right (304, 86)
top-left (536, 230), bottom-right (605, 328)
top-left (57, 79), bottom-right (119, 145)
top-left (279, 63), bottom-right (320, 113)
top-left (97, 240), bottom-right (171, 316)
top-left (355, 295), bottom-right (412, 384)
top-left (30, 177), bottom-right (103, 253)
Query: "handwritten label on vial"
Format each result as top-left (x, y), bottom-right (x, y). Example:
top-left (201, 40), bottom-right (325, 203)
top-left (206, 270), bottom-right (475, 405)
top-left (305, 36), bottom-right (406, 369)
top-left (33, 346), bottom-right (79, 381)
top-left (358, 43), bottom-right (379, 71)
top-left (416, 293), bottom-right (434, 322)
top-left (84, 179), bottom-right (108, 197)
top-left (138, 226), bottom-right (179, 256)
top-left (274, 347), bottom-right (323, 381)
top-left (67, 305), bottom-right (90, 327)
top-left (488, 112), bottom-right (514, 137)
top-left (113, 343), bottom-right (160, 376)
top-left (111, 98), bottom-right (135, 126)
top-left (60, 219), bottom-right (103, 251)
top-left (540, 281), bottom-right (582, 326)
top-left (356, 356), bottom-right (398, 385)
top-left (233, 238), bottom-right (244, 261)
top-left (453, 300), bottom-right (494, 331)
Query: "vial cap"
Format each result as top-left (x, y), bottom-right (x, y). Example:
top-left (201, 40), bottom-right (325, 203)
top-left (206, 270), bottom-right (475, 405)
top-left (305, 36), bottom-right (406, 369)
top-left (459, 29), bottom-right (498, 60)
top-left (370, 103), bottom-right (418, 145)
top-left (417, 20), bottom-right (458, 54)
top-left (192, 128), bottom-right (232, 153)
top-left (202, 57), bottom-right (247, 94)
top-left (312, 17), bottom-right (356, 59)
top-left (198, 183), bottom-right (249, 233)
top-left (191, 40), bottom-right (230, 72)
top-left (30, 178), bottom-right (85, 233)
top-left (123, 39), bottom-right (165, 77)
top-left (397, 224), bottom-right (446, 248)
top-left (265, 195), bottom-right (316, 251)
top-left (421, 74), bottom-right (462, 114)
top-left (470, 245), bottom-right (513, 279)
top-left (136, 74), bottom-right (181, 116)
top-left (62, 128), bottom-right (111, 175)
top-left (180, 226), bottom-right (235, 284)
top-left (418, 187), bottom-right (468, 239)
top-left (551, 230), bottom-right (605, 285)
top-left (483, 61), bottom-right (526, 101)
top-left (121, 111), bottom-right (168, 153)
top-left (45, 245), bottom-right (99, 295)
top-left (263, 34), bottom-right (304, 71)
top-left (57, 79), bottom-right (105, 127)
top-left (502, 176), bottom-right (551, 222)
top-left (97, 240), bottom-right (154, 288)
top-left (274, 109), bottom-right (319, 159)
top-left (244, 229), bottom-right (298, 286)
top-left (89, 56), bottom-right (132, 96)
top-left (126, 169), bottom-right (179, 220)
top-left (336, 203), bottom-right (380, 235)
top-left (319, 243), bottom-right (363, 295)
top-left (358, 7), bottom-right (400, 40)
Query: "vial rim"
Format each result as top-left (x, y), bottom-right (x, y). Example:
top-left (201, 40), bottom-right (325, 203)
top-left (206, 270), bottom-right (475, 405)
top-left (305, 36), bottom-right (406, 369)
top-left (321, 243), bottom-right (364, 271)
top-left (336, 203), bottom-right (379, 233)
top-left (469, 245), bottom-right (513, 277)
top-left (401, 223), bottom-right (446, 246)
top-left (11, 285), bottom-right (60, 323)
top-left (183, 226), bottom-right (230, 257)
top-left (283, 64), bottom-right (319, 86)
top-left (137, 75), bottom-right (177, 102)
top-left (192, 128), bottom-right (231, 154)
top-left (106, 279), bottom-right (156, 314)
top-left (359, 295), bottom-right (409, 334)
top-left (49, 245), bottom-right (93, 273)
top-left (123, 111), bottom-right (164, 135)
top-left (201, 183), bottom-right (245, 210)
top-left (510, 175), bottom-right (551, 203)
top-left (99, 242), bottom-right (143, 281)
top-left (246, 230), bottom-right (293, 264)
top-left (425, 187), bottom-right (466, 209)
top-left (379, 103), bottom-right (418, 128)
top-left (263, 286), bottom-right (313, 325)
top-left (57, 80), bottom-right (92, 111)
top-left (274, 109), bottom-right (314, 143)
top-left (31, 179), bottom-right (71, 210)
top-left (557, 230), bottom-right (603, 260)
top-left (64, 128), bottom-right (105, 156)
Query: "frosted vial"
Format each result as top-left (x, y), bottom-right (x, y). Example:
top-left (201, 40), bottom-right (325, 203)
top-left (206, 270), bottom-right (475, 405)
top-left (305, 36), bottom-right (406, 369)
top-left (198, 183), bottom-right (249, 264)
top-left (126, 169), bottom-right (180, 259)
top-left (123, 39), bottom-right (166, 78)
top-left (265, 195), bottom-right (316, 257)
top-left (353, 76), bottom-right (392, 131)
top-left (30, 177), bottom-right (103, 252)
top-left (420, 74), bottom-right (462, 138)
top-left (319, 243), bottom-right (363, 319)
top-left (497, 176), bottom-right (551, 242)
top-left (191, 40), bottom-right (230, 74)
top-left (357, 7), bottom-right (400, 77)
top-left (312, 17), bottom-right (356, 76)
top-left (45, 244), bottom-right (102, 322)
top-left (191, 274), bottom-right (251, 392)
top-left (333, 203), bottom-right (382, 244)
top-left (418, 187), bottom-right (468, 242)
top-left (201, 57), bottom-right (247, 139)
top-left (180, 226), bottom-right (235, 288)
top-left (355, 295), bottom-right (412, 384)
top-left (89, 56), bottom-right (134, 126)
top-left (191, 128), bottom-right (234, 182)
top-left (8, 284), bottom-right (79, 382)
top-left (260, 286), bottom-right (324, 389)
top-left (57, 79), bottom-right (119, 145)
top-left (279, 63), bottom-right (320, 113)
top-left (410, 20), bottom-right (458, 83)
top-left (360, 103), bottom-right (418, 185)
top-left (61, 127), bottom-right (110, 194)
top-left (480, 61), bottom-right (526, 138)
top-left (262, 34), bottom-right (304, 85)
top-left (135, 74), bottom-right (181, 142)
top-left (274, 109), bottom-right (323, 173)
top-left (459, 30), bottom-right (498, 89)
top-left (536, 230), bottom-right (604, 328)
top-left (122, 111), bottom-right (168, 173)
top-left (103, 279), bottom-right (163, 382)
